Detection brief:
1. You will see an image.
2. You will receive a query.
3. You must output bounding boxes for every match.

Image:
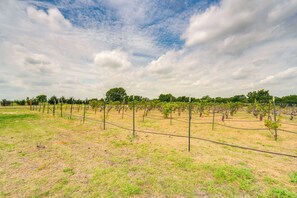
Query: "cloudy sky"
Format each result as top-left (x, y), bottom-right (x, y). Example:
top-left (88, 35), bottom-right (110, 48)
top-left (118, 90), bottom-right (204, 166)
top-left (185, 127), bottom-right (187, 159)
top-left (1, 0), bottom-right (297, 100)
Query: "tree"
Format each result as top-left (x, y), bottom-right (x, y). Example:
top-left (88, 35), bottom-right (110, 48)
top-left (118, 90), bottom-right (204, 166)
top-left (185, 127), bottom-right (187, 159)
top-left (75, 99), bottom-right (83, 104)
top-left (278, 95), bottom-right (297, 104)
top-left (66, 97), bottom-right (75, 104)
top-left (159, 93), bottom-right (175, 102)
top-left (31, 98), bottom-right (39, 105)
top-left (215, 97), bottom-right (227, 103)
top-left (48, 96), bottom-right (58, 104)
top-left (1, 99), bottom-right (12, 106)
top-left (89, 99), bottom-right (100, 110)
top-left (201, 95), bottom-right (213, 102)
top-left (15, 100), bottom-right (26, 105)
top-left (127, 95), bottom-right (142, 102)
top-left (106, 87), bottom-right (127, 102)
top-left (161, 103), bottom-right (171, 118)
top-left (175, 96), bottom-right (194, 102)
top-left (247, 89), bottom-right (272, 103)
top-left (59, 96), bottom-right (66, 103)
top-left (230, 95), bottom-right (247, 103)
top-left (36, 95), bottom-right (47, 103)
top-left (26, 97), bottom-right (30, 105)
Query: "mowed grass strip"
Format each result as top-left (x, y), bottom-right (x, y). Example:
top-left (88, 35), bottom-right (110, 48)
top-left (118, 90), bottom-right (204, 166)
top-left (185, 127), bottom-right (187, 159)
top-left (0, 109), bottom-right (296, 197)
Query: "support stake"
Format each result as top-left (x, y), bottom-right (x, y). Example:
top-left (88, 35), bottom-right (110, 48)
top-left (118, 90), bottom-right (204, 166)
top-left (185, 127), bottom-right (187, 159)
top-left (133, 96), bottom-right (135, 137)
top-left (212, 98), bottom-right (215, 130)
top-left (83, 99), bottom-right (86, 123)
top-left (170, 97), bottom-right (173, 125)
top-left (273, 96), bottom-right (277, 141)
top-left (70, 98), bottom-right (73, 119)
top-left (188, 97), bottom-right (191, 152)
top-left (53, 100), bottom-right (56, 116)
top-left (103, 100), bottom-right (106, 130)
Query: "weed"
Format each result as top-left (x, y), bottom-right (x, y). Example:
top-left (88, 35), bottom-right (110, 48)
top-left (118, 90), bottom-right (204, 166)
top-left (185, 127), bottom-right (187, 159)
top-left (122, 182), bottom-right (141, 196)
top-left (264, 176), bottom-right (279, 185)
top-left (289, 172), bottom-right (297, 183)
top-left (63, 168), bottom-right (75, 175)
top-left (266, 188), bottom-right (297, 198)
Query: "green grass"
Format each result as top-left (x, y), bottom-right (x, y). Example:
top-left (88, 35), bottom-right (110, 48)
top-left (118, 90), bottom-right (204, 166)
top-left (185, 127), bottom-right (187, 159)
top-left (111, 139), bottom-right (133, 148)
top-left (90, 167), bottom-right (142, 197)
top-left (264, 176), bottom-right (279, 185)
top-left (265, 188), bottom-right (297, 198)
top-left (63, 168), bottom-right (75, 175)
top-left (0, 142), bottom-right (16, 151)
top-left (289, 172), bottom-right (297, 183)
top-left (201, 164), bottom-right (256, 196)
top-left (166, 150), bottom-right (196, 170)
top-left (0, 113), bottom-right (37, 121)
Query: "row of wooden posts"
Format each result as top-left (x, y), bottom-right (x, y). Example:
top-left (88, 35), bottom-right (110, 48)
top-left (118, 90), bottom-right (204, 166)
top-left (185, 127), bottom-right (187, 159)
top-left (29, 96), bottom-right (279, 152)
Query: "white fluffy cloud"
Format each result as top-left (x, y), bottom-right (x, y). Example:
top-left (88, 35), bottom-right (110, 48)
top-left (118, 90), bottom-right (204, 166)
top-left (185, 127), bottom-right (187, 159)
top-left (27, 7), bottom-right (72, 31)
top-left (144, 0), bottom-right (297, 96)
top-left (182, 0), bottom-right (297, 48)
top-left (94, 50), bottom-right (131, 70)
top-left (146, 51), bottom-right (178, 75)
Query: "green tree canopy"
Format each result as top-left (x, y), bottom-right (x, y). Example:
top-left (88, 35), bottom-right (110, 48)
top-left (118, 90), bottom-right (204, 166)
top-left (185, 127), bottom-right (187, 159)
top-left (247, 89), bottom-right (272, 103)
top-left (59, 96), bottom-right (66, 103)
top-left (36, 94), bottom-right (47, 103)
top-left (230, 95), bottom-right (247, 103)
top-left (127, 95), bottom-right (142, 102)
top-left (106, 87), bottom-right (127, 102)
top-left (48, 96), bottom-right (58, 104)
top-left (176, 96), bottom-right (190, 102)
top-left (201, 95), bottom-right (213, 102)
top-left (158, 93), bottom-right (175, 102)
top-left (278, 95), bottom-right (297, 104)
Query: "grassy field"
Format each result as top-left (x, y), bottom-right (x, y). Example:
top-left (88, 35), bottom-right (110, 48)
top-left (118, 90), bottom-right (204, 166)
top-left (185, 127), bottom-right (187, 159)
top-left (0, 107), bottom-right (296, 197)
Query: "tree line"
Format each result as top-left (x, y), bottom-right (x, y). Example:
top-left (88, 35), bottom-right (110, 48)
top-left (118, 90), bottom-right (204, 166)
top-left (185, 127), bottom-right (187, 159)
top-left (1, 88), bottom-right (297, 106)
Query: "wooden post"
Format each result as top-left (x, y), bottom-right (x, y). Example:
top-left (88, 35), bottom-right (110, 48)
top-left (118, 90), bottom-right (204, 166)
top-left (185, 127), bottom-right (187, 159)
top-left (70, 99), bottom-right (73, 119)
top-left (188, 97), bottom-right (191, 152)
top-left (133, 96), bottom-right (135, 137)
top-left (103, 100), bottom-right (106, 130)
top-left (43, 102), bottom-right (45, 113)
top-left (60, 99), bottom-right (63, 117)
top-left (143, 99), bottom-right (146, 122)
top-left (47, 102), bottom-right (49, 114)
top-left (170, 97), bottom-right (173, 125)
top-left (122, 98), bottom-right (125, 119)
top-left (273, 96), bottom-right (277, 141)
top-left (212, 98), bottom-right (215, 130)
top-left (30, 99), bottom-right (32, 110)
top-left (268, 102), bottom-right (271, 120)
top-left (83, 99), bottom-right (86, 123)
top-left (53, 100), bottom-right (56, 116)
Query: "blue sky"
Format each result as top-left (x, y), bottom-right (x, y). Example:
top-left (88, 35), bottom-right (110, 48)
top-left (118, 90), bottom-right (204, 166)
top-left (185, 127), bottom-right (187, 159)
top-left (0, 0), bottom-right (297, 99)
